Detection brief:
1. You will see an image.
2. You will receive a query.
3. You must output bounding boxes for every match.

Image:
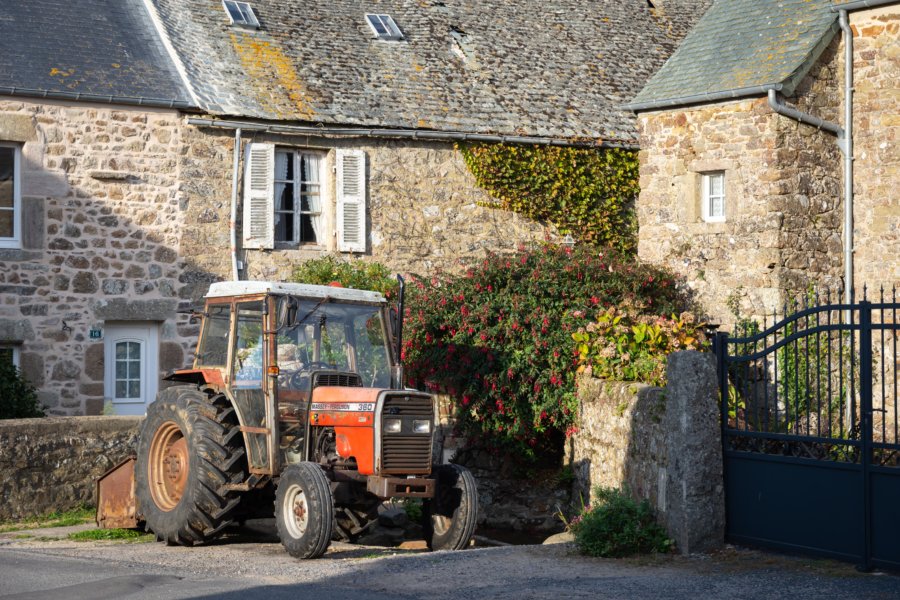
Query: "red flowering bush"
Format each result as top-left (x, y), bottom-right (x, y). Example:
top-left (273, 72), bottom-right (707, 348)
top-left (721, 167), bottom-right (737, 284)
top-left (403, 244), bottom-right (688, 458)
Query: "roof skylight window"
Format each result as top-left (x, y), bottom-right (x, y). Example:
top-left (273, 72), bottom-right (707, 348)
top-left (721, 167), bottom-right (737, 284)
top-left (365, 14), bottom-right (404, 41)
top-left (223, 1), bottom-right (260, 28)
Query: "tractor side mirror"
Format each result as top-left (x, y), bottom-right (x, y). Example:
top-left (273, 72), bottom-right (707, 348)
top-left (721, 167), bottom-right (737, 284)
top-left (285, 297), bottom-right (299, 327)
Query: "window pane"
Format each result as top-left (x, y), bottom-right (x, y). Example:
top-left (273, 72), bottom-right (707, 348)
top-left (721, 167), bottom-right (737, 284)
top-left (711, 196), bottom-right (724, 218)
top-left (301, 154), bottom-right (320, 183)
top-left (116, 342), bottom-right (127, 360)
top-left (276, 182), bottom-right (294, 211)
top-left (128, 341), bottom-right (141, 360)
top-left (0, 210), bottom-right (12, 237)
top-left (128, 381), bottom-right (141, 399)
top-left (275, 213), bottom-right (294, 242)
top-left (275, 151), bottom-right (292, 180)
top-left (368, 14), bottom-right (389, 35)
top-left (116, 381), bottom-right (127, 398)
top-left (224, 1), bottom-right (242, 20)
top-left (709, 173), bottom-right (724, 196)
top-left (0, 347), bottom-right (13, 367)
top-left (116, 361), bottom-right (127, 379)
top-left (300, 215), bottom-right (317, 243)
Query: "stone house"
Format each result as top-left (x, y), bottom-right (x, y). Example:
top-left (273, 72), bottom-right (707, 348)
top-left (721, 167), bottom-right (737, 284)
top-left (626, 0), bottom-right (899, 328)
top-left (0, 0), bottom-right (710, 415)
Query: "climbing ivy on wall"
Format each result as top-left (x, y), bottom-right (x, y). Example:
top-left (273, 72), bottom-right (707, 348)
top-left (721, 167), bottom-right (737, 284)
top-left (458, 143), bottom-right (640, 254)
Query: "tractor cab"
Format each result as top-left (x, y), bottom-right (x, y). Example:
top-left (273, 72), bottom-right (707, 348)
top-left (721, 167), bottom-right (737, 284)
top-left (168, 281), bottom-right (402, 475)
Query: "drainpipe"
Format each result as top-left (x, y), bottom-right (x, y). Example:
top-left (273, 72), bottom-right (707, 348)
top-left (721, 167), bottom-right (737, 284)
top-left (230, 128), bottom-right (242, 281)
top-left (838, 10), bottom-right (854, 308)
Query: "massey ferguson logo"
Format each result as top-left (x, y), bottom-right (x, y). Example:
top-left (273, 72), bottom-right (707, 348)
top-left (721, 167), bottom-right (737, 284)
top-left (310, 402), bottom-right (375, 412)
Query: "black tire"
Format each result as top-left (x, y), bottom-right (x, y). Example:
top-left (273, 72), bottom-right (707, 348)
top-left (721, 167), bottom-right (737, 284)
top-left (423, 464), bottom-right (478, 551)
top-left (275, 462), bottom-right (334, 559)
top-left (134, 386), bottom-right (247, 545)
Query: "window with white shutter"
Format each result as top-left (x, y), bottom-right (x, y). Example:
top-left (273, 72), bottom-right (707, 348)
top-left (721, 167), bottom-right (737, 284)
top-left (336, 149), bottom-right (367, 253)
top-left (242, 143), bottom-right (275, 249)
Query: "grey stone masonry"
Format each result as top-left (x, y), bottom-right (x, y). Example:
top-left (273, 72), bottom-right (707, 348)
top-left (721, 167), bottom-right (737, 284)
top-left (0, 416), bottom-right (142, 521)
top-left (572, 351), bottom-right (724, 554)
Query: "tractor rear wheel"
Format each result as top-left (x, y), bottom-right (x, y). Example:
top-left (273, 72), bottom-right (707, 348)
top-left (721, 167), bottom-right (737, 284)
top-left (423, 464), bottom-right (478, 551)
top-left (275, 462), bottom-right (334, 559)
top-left (135, 386), bottom-right (247, 545)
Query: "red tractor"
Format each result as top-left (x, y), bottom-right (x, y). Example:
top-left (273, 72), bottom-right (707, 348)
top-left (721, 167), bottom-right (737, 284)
top-left (101, 279), bottom-right (477, 558)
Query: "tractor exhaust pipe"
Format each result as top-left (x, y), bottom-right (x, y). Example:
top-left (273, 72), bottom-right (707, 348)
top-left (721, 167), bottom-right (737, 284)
top-left (393, 275), bottom-right (405, 389)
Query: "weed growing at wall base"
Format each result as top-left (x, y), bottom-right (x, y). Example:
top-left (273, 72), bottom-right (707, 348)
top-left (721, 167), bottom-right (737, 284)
top-left (571, 487), bottom-right (672, 558)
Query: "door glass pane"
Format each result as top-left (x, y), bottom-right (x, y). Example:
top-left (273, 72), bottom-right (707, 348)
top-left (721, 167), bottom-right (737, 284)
top-left (0, 147), bottom-right (13, 208)
top-left (115, 341), bottom-right (141, 399)
top-left (0, 210), bottom-right (12, 237)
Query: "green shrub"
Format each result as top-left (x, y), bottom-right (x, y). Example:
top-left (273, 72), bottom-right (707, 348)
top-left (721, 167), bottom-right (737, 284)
top-left (571, 487), bottom-right (672, 557)
top-left (572, 306), bottom-right (709, 386)
top-left (404, 244), bottom-right (687, 457)
top-left (0, 359), bottom-right (43, 420)
top-left (290, 255), bottom-right (399, 298)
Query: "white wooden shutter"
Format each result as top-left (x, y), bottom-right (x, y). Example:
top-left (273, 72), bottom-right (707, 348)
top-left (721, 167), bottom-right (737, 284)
top-left (336, 149), bottom-right (367, 253)
top-left (242, 143), bottom-right (275, 250)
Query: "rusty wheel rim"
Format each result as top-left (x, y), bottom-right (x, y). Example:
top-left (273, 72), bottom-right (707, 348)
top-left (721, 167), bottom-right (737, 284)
top-left (148, 421), bottom-right (188, 512)
top-left (282, 484), bottom-right (309, 539)
top-left (432, 514), bottom-right (451, 537)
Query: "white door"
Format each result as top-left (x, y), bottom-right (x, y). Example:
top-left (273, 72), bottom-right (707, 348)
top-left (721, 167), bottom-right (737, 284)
top-left (104, 324), bottom-right (159, 416)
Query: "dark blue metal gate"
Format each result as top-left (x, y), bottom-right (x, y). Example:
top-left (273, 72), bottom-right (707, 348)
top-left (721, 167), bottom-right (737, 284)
top-left (714, 288), bottom-right (900, 571)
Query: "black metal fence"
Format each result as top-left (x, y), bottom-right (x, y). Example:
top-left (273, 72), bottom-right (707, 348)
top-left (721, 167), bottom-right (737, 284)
top-left (714, 286), bottom-right (900, 571)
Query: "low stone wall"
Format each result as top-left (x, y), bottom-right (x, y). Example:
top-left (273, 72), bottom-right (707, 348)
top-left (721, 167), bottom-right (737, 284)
top-left (571, 351), bottom-right (724, 554)
top-left (0, 416), bottom-right (142, 521)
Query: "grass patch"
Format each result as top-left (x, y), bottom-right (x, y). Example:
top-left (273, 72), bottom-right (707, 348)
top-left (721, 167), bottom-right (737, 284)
top-left (0, 505), bottom-right (94, 533)
top-left (68, 528), bottom-right (153, 543)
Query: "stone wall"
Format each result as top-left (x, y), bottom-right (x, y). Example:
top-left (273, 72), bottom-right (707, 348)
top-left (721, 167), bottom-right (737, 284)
top-left (0, 416), bottom-right (141, 521)
top-left (636, 41), bottom-right (843, 328)
top-left (179, 127), bottom-right (553, 293)
top-left (850, 7), bottom-right (900, 291)
top-left (1, 99), bottom-right (553, 416)
top-left (571, 351), bottom-right (724, 554)
top-left (0, 100), bottom-right (196, 416)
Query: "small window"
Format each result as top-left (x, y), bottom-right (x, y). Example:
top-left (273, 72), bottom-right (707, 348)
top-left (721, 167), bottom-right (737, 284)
top-left (0, 345), bottom-right (20, 369)
top-left (701, 172), bottom-right (726, 223)
top-left (0, 143), bottom-right (21, 248)
top-left (223, 0), bottom-right (260, 28)
top-left (365, 14), bottom-right (404, 41)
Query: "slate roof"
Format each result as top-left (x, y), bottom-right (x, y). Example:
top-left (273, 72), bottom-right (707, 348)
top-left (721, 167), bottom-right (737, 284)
top-left (0, 0), bottom-right (192, 108)
top-left (148, 0), bottom-right (712, 145)
top-left (627, 0), bottom-right (840, 111)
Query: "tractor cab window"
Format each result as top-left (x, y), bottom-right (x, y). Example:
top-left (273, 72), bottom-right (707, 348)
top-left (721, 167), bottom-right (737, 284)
top-left (351, 313), bottom-right (391, 388)
top-left (196, 303), bottom-right (231, 367)
top-left (276, 297), bottom-right (392, 389)
top-left (233, 302), bottom-right (264, 389)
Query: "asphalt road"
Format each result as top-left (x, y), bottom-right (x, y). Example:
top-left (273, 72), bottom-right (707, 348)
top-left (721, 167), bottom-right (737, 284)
top-left (2, 521), bottom-right (900, 600)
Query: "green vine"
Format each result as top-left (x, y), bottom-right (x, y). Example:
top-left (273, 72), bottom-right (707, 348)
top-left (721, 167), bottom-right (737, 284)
top-left (458, 143), bottom-right (640, 254)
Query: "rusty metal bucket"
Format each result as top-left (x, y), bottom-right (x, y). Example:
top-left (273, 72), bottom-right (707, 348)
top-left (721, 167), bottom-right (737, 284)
top-left (95, 456), bottom-right (140, 529)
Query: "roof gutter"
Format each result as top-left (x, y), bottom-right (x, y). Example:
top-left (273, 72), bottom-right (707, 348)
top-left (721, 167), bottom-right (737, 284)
top-left (832, 0), bottom-right (900, 11)
top-left (0, 86), bottom-right (195, 111)
top-left (622, 84), bottom-right (783, 113)
top-left (186, 117), bottom-right (636, 150)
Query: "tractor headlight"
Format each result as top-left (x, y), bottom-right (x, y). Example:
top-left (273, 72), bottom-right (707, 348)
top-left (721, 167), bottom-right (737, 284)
top-left (384, 419), bottom-right (402, 433)
top-left (413, 419), bottom-right (431, 434)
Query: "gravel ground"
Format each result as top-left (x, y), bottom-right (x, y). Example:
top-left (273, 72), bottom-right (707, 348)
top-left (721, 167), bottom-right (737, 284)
top-left (2, 521), bottom-right (899, 600)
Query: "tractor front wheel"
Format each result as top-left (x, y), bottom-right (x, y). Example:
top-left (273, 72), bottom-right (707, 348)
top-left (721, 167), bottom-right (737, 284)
top-left (423, 464), bottom-right (478, 551)
top-left (275, 462), bottom-right (334, 559)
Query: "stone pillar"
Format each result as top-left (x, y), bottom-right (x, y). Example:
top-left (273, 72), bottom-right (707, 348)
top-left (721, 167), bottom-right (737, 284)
top-left (662, 351), bottom-right (725, 554)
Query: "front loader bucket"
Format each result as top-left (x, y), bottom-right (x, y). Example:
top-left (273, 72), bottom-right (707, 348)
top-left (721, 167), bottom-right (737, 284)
top-left (95, 456), bottom-right (139, 529)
